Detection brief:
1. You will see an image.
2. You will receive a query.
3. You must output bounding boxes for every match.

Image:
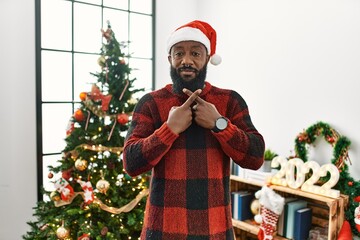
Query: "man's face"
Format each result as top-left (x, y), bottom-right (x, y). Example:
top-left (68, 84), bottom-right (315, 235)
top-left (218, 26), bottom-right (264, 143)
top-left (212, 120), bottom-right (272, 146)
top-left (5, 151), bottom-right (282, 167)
top-left (168, 41), bottom-right (210, 93)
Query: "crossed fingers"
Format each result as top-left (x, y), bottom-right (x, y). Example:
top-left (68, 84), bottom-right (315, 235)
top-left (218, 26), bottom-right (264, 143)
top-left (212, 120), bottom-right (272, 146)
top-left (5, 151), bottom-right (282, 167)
top-left (182, 88), bottom-right (206, 111)
top-left (180, 89), bottom-right (202, 109)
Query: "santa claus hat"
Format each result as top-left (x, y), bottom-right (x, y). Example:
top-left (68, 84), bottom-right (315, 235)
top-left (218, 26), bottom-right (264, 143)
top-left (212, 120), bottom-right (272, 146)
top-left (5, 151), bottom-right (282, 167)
top-left (166, 20), bottom-right (222, 65)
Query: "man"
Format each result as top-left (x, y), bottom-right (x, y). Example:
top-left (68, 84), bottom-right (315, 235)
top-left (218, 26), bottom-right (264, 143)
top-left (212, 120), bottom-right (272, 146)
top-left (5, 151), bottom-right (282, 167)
top-left (123, 20), bottom-right (265, 239)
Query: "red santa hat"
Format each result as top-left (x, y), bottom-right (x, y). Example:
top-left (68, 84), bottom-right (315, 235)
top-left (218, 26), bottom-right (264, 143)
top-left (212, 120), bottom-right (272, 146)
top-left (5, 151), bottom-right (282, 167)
top-left (166, 20), bottom-right (222, 65)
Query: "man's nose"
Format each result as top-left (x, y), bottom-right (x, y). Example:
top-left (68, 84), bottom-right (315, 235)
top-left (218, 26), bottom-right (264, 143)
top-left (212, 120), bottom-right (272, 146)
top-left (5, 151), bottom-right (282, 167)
top-left (181, 53), bottom-right (194, 65)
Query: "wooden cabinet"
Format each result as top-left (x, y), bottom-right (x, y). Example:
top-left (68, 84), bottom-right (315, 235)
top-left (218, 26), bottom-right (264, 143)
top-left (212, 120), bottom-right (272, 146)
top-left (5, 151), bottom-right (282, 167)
top-left (230, 175), bottom-right (348, 240)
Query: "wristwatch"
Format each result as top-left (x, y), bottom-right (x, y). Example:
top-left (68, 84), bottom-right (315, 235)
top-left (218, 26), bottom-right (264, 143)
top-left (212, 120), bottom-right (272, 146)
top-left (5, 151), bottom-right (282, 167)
top-left (212, 116), bottom-right (228, 133)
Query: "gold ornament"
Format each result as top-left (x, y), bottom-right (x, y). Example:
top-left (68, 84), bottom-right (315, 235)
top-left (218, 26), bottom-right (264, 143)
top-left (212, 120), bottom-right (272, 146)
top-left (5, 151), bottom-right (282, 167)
top-left (97, 55), bottom-right (106, 68)
top-left (75, 159), bottom-right (88, 171)
top-left (56, 226), bottom-right (70, 239)
top-left (96, 179), bottom-right (110, 194)
top-left (250, 199), bottom-right (260, 215)
top-left (50, 191), bottom-right (61, 202)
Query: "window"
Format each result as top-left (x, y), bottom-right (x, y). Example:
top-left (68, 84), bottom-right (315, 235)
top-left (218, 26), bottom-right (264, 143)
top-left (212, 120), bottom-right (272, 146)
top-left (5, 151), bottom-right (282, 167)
top-left (35, 0), bottom-right (155, 200)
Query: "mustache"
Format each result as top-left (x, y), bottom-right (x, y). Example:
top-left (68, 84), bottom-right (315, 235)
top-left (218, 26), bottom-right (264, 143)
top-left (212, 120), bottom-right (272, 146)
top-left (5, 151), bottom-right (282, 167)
top-left (178, 66), bottom-right (198, 72)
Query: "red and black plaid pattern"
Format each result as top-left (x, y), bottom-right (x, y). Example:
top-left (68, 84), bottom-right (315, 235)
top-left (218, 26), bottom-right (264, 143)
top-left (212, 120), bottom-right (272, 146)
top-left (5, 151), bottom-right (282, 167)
top-left (124, 82), bottom-right (265, 239)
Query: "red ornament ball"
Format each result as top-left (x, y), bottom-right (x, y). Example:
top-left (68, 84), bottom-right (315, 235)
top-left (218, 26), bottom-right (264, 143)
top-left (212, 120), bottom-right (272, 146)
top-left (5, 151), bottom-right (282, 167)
top-left (62, 168), bottom-right (72, 180)
top-left (48, 172), bottom-right (54, 179)
top-left (74, 109), bottom-right (85, 121)
top-left (348, 181), bottom-right (353, 186)
top-left (117, 113), bottom-right (129, 125)
top-left (79, 92), bottom-right (87, 101)
top-left (327, 136), bottom-right (335, 143)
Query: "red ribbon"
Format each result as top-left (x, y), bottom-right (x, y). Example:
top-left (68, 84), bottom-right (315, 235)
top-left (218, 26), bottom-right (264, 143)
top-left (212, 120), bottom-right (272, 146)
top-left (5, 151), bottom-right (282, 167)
top-left (90, 85), bottom-right (112, 111)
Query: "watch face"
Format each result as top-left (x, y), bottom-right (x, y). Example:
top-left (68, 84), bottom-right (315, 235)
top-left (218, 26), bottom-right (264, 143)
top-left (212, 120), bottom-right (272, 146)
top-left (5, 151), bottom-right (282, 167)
top-left (216, 117), bottom-right (228, 130)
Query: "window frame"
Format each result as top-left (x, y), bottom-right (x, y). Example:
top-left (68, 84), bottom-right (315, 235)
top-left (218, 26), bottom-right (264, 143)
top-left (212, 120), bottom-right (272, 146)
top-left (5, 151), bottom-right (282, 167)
top-left (35, 0), bottom-right (155, 200)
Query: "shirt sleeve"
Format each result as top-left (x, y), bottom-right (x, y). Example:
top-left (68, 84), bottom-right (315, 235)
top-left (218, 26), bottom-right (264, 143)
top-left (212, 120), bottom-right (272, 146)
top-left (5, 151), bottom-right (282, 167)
top-left (212, 91), bottom-right (265, 170)
top-left (123, 94), bottom-right (178, 176)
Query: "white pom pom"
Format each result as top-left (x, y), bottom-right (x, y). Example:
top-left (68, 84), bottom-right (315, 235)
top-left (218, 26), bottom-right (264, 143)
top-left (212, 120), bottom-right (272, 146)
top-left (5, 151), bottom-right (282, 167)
top-left (255, 190), bottom-right (261, 199)
top-left (254, 214), bottom-right (263, 224)
top-left (210, 54), bottom-right (222, 65)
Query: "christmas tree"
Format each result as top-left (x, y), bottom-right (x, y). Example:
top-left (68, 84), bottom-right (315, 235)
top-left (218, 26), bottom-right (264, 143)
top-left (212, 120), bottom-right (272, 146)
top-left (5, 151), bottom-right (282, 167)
top-left (23, 22), bottom-right (149, 240)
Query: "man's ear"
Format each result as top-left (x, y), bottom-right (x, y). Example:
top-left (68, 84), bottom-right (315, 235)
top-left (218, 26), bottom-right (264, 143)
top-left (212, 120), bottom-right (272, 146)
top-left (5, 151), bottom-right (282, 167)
top-left (168, 55), bottom-right (172, 64)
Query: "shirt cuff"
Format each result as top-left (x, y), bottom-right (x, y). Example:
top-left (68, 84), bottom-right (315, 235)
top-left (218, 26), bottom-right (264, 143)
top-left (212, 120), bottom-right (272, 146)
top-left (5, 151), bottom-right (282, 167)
top-left (154, 123), bottom-right (179, 144)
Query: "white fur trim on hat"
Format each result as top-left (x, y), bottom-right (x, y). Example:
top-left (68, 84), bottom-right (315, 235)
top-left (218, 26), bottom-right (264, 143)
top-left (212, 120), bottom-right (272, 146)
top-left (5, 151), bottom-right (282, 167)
top-left (166, 27), bottom-right (211, 54)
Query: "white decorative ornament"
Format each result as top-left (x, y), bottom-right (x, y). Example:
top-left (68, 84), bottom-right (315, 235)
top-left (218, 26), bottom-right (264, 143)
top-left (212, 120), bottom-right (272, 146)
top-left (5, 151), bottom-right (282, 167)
top-left (96, 179), bottom-right (110, 194)
top-left (301, 162), bottom-right (340, 198)
top-left (301, 160), bottom-right (321, 194)
top-left (271, 157), bottom-right (340, 198)
top-left (56, 226), bottom-right (69, 239)
top-left (270, 156), bottom-right (288, 186)
top-left (285, 158), bottom-right (305, 189)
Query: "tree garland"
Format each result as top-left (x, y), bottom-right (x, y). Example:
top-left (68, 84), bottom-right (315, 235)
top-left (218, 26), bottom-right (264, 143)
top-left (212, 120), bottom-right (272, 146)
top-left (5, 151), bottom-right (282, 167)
top-left (294, 121), bottom-right (360, 237)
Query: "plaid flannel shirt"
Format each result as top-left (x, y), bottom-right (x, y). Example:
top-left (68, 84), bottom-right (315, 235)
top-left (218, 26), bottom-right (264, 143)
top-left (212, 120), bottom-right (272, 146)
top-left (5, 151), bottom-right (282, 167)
top-left (123, 82), bottom-right (265, 239)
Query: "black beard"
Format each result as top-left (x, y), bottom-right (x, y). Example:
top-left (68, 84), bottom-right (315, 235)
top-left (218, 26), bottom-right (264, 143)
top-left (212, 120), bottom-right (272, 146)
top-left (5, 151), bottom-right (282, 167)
top-left (170, 65), bottom-right (207, 94)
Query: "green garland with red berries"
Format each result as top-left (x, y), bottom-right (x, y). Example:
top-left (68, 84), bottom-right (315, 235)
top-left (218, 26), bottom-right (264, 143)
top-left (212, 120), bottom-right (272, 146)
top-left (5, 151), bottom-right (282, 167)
top-left (294, 121), bottom-right (360, 237)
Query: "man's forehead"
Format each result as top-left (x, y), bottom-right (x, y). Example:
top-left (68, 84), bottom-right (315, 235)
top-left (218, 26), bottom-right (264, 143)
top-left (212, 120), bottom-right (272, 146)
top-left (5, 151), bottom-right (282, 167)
top-left (172, 41), bottom-right (206, 50)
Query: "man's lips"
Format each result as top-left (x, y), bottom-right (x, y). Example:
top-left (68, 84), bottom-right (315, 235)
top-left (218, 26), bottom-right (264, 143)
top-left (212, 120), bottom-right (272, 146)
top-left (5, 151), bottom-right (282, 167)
top-left (179, 67), bottom-right (197, 75)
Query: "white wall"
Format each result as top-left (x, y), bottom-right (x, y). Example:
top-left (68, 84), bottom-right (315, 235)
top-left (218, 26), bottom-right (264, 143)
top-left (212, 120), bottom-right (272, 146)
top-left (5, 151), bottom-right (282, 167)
top-left (0, 1), bottom-right (37, 239)
top-left (1, 0), bottom-right (359, 239)
top-left (156, 0), bottom-right (360, 181)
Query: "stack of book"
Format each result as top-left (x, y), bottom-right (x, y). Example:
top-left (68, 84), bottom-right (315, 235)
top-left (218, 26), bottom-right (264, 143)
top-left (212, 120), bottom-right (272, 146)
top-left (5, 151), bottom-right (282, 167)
top-left (231, 191), bottom-right (254, 221)
top-left (277, 199), bottom-right (312, 240)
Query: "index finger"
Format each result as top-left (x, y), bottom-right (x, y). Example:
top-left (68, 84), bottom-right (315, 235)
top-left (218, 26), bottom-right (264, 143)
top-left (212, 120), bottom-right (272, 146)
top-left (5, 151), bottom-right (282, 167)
top-left (181, 89), bottom-right (202, 108)
top-left (182, 88), bottom-right (206, 104)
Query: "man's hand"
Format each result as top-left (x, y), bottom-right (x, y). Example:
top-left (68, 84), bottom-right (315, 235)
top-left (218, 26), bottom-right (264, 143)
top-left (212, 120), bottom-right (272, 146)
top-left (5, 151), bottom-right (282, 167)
top-left (182, 88), bottom-right (221, 129)
top-left (166, 89), bottom-right (202, 134)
